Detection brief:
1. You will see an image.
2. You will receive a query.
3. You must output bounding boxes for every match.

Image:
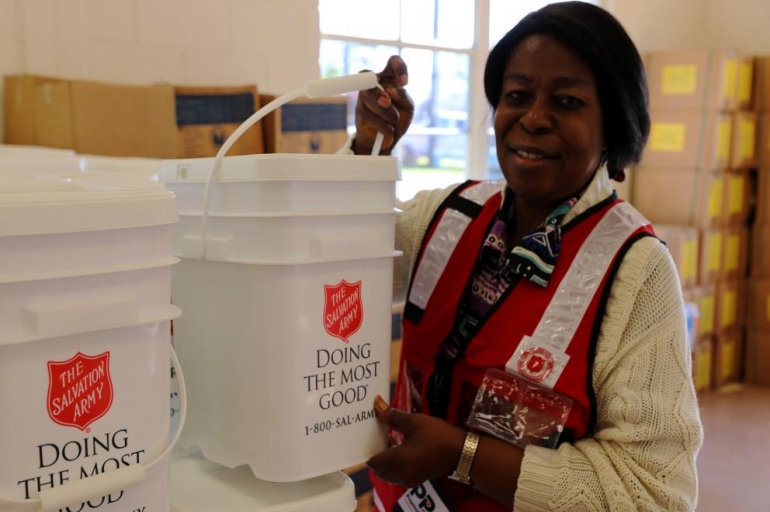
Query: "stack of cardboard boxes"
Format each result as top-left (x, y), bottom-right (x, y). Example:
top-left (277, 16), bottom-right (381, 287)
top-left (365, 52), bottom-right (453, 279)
top-left (3, 75), bottom-right (349, 158)
top-left (746, 57), bottom-right (770, 387)
top-left (633, 50), bottom-right (758, 393)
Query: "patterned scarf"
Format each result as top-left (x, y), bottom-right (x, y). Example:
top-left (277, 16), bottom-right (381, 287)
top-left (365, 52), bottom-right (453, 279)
top-left (468, 194), bottom-right (579, 316)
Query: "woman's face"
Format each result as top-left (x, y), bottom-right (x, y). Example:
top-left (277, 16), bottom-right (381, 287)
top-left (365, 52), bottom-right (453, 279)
top-left (494, 34), bottom-right (605, 208)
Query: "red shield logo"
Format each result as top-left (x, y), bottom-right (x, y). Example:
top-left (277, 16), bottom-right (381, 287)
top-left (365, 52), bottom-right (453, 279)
top-left (517, 347), bottom-right (555, 383)
top-left (47, 352), bottom-right (114, 432)
top-left (323, 280), bottom-right (363, 343)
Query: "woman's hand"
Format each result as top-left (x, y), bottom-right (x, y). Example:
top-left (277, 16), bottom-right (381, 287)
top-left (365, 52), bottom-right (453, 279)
top-left (353, 56), bottom-right (414, 155)
top-left (366, 395), bottom-right (465, 488)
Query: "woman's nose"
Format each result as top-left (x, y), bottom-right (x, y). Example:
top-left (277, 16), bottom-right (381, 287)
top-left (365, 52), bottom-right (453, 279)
top-left (519, 97), bottom-right (552, 134)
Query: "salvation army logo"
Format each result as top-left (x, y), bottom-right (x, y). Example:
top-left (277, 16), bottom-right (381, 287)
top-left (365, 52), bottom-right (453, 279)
top-left (323, 280), bottom-right (363, 343)
top-left (47, 352), bottom-right (113, 432)
top-left (517, 346), bottom-right (555, 383)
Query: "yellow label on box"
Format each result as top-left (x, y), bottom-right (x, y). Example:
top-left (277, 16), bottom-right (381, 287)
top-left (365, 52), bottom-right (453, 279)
top-left (708, 179), bottom-right (724, 219)
top-left (701, 296), bottom-right (715, 334)
top-left (723, 59), bottom-right (738, 99)
top-left (662, 65), bottom-right (698, 95)
top-left (682, 240), bottom-right (697, 281)
top-left (741, 119), bottom-right (756, 160)
top-left (739, 62), bottom-right (753, 103)
top-left (697, 348), bottom-right (712, 389)
top-left (721, 339), bottom-right (735, 381)
top-left (729, 175), bottom-right (745, 215)
top-left (726, 234), bottom-right (740, 271)
top-left (650, 123), bottom-right (686, 152)
top-left (722, 290), bottom-right (736, 328)
top-left (708, 233), bottom-right (723, 272)
top-left (717, 120), bottom-right (732, 160)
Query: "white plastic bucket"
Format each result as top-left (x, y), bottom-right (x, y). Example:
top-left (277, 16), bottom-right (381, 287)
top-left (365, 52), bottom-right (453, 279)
top-left (170, 453), bottom-right (356, 512)
top-left (161, 153), bottom-right (399, 482)
top-left (0, 176), bottom-right (181, 512)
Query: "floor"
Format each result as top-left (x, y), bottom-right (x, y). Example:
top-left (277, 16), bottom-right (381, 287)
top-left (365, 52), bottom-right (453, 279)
top-left (696, 384), bottom-right (770, 511)
top-left (351, 385), bottom-right (770, 511)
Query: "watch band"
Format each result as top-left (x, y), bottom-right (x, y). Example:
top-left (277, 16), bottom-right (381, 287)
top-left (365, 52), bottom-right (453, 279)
top-left (449, 431), bottom-right (480, 486)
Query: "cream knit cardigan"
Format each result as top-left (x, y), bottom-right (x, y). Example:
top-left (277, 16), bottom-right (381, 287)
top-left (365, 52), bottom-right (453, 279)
top-left (393, 169), bottom-right (704, 511)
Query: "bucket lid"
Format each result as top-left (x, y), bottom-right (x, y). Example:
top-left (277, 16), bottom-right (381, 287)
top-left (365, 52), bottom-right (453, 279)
top-left (0, 174), bottom-right (178, 236)
top-left (160, 153), bottom-right (401, 183)
top-left (170, 455), bottom-right (357, 512)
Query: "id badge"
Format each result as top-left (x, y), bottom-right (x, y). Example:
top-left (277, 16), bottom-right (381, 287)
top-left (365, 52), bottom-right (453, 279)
top-left (466, 368), bottom-right (573, 449)
top-left (394, 480), bottom-right (458, 512)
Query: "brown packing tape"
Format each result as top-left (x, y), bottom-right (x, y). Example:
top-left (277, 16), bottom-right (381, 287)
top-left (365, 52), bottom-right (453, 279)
top-left (748, 279), bottom-right (770, 331)
top-left (744, 331), bottom-right (770, 387)
top-left (751, 224), bottom-right (770, 278)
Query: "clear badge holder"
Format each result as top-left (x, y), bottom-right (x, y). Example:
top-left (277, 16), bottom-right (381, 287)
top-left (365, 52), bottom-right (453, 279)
top-left (466, 368), bottom-right (573, 449)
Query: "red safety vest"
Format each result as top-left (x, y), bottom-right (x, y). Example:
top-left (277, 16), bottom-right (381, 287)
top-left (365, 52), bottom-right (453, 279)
top-left (372, 181), bottom-right (655, 512)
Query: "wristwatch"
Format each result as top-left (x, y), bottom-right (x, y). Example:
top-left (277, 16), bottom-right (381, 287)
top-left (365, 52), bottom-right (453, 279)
top-left (448, 431), bottom-right (480, 486)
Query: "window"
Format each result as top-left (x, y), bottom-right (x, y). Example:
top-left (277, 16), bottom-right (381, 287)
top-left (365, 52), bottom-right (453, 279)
top-left (319, 0), bottom-right (599, 199)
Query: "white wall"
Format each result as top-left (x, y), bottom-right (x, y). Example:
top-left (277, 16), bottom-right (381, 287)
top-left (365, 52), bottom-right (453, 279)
top-left (608, 0), bottom-right (770, 55)
top-left (0, 0), bottom-right (321, 142)
top-left (605, 0), bottom-right (710, 53)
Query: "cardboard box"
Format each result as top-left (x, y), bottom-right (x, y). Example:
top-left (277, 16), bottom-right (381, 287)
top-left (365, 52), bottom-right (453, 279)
top-left (758, 115), bottom-right (770, 167)
top-left (4, 75), bottom-right (264, 158)
top-left (754, 56), bottom-right (770, 112)
top-left (261, 95), bottom-right (349, 154)
top-left (744, 330), bottom-right (770, 387)
top-left (748, 278), bottom-right (770, 331)
top-left (699, 228), bottom-right (724, 284)
top-left (714, 278), bottom-right (746, 333)
top-left (172, 85), bottom-right (264, 158)
top-left (720, 226), bottom-right (749, 281)
top-left (632, 167), bottom-right (725, 228)
top-left (646, 49), bottom-right (740, 111)
top-left (697, 282), bottom-right (718, 338)
top-left (714, 327), bottom-right (743, 387)
top-left (723, 170), bottom-right (752, 226)
top-left (730, 111), bottom-right (757, 169)
top-left (3, 75), bottom-right (66, 146)
top-left (654, 224), bottom-right (699, 288)
top-left (751, 224), bottom-right (770, 277)
top-left (641, 110), bottom-right (731, 170)
top-left (737, 55), bottom-right (755, 111)
top-left (692, 336), bottom-right (714, 393)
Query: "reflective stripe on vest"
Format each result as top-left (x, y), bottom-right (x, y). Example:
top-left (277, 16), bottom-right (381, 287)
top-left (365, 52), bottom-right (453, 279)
top-left (505, 201), bottom-right (650, 389)
top-left (408, 181), bottom-right (503, 310)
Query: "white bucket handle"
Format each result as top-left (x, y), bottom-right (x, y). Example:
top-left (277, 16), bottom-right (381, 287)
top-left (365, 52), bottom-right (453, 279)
top-left (0, 344), bottom-right (188, 512)
top-left (197, 72), bottom-right (385, 260)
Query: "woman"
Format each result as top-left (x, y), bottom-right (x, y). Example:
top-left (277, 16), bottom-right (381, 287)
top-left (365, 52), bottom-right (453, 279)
top-left (350, 3), bottom-right (703, 511)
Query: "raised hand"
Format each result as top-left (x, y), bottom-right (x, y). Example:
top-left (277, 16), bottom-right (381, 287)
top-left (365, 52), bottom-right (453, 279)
top-left (353, 55), bottom-right (414, 155)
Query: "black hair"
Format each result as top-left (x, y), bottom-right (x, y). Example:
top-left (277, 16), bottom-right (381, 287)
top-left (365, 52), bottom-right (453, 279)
top-left (484, 1), bottom-right (649, 177)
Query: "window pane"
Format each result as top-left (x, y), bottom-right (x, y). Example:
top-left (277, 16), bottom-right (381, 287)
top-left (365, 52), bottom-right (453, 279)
top-left (401, 0), bottom-right (474, 49)
top-left (319, 0), bottom-right (400, 40)
top-left (490, 0), bottom-right (601, 47)
top-left (397, 135), bottom-right (466, 201)
top-left (320, 40), bottom-right (399, 127)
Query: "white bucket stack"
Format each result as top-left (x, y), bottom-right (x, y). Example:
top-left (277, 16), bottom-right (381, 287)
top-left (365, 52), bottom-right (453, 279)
top-left (161, 153), bottom-right (399, 484)
top-left (0, 173), bottom-right (180, 512)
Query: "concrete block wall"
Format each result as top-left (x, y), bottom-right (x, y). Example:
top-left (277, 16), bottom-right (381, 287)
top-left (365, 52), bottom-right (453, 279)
top-left (0, 0), bottom-right (321, 142)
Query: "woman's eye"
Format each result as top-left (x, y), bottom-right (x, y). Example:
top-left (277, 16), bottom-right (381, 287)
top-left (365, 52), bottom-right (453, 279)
top-left (504, 90), bottom-right (529, 104)
top-left (557, 96), bottom-right (584, 109)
